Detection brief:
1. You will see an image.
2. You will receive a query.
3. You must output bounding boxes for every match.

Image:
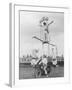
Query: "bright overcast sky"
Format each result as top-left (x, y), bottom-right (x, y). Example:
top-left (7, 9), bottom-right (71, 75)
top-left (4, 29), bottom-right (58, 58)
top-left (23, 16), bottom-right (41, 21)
top-left (20, 11), bottom-right (64, 57)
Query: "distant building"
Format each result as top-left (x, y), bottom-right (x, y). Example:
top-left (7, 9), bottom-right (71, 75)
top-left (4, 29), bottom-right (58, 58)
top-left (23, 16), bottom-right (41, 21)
top-left (19, 55), bottom-right (32, 64)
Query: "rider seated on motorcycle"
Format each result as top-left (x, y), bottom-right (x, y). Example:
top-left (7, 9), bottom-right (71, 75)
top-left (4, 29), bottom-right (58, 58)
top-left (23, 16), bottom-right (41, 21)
top-left (39, 55), bottom-right (48, 76)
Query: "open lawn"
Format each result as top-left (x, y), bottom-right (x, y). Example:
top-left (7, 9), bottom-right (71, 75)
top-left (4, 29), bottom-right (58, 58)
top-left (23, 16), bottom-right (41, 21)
top-left (19, 63), bottom-right (64, 79)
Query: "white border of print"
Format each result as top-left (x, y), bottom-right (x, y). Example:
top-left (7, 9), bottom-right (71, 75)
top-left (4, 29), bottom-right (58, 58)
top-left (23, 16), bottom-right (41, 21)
top-left (9, 3), bottom-right (70, 87)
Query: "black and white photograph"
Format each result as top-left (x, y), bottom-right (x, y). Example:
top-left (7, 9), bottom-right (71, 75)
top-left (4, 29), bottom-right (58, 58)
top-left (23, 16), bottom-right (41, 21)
top-left (19, 10), bottom-right (64, 79)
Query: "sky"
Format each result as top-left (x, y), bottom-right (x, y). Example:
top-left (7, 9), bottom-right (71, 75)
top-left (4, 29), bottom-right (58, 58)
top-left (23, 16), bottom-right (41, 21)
top-left (20, 11), bottom-right (64, 57)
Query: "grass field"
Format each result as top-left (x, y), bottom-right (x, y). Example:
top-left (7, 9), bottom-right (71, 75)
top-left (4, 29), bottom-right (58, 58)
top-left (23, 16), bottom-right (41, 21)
top-left (19, 63), bottom-right (64, 79)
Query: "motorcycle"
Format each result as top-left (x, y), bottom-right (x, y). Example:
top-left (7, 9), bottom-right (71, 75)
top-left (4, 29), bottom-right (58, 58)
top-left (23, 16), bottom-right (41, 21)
top-left (34, 60), bottom-right (51, 78)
